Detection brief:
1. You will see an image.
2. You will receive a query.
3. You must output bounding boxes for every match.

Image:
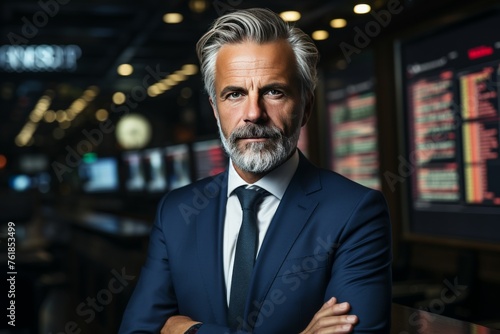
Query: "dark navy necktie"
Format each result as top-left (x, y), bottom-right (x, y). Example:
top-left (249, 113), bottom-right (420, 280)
top-left (227, 185), bottom-right (268, 329)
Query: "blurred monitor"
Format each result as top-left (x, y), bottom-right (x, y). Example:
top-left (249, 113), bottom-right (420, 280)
top-left (398, 9), bottom-right (500, 245)
top-left (192, 139), bottom-right (228, 180)
top-left (78, 156), bottom-right (119, 193)
top-left (18, 154), bottom-right (49, 173)
top-left (8, 174), bottom-right (32, 192)
top-left (122, 151), bottom-right (146, 192)
top-left (29, 172), bottom-right (51, 193)
top-left (325, 51), bottom-right (380, 190)
top-left (143, 148), bottom-right (167, 193)
top-left (165, 144), bottom-right (192, 190)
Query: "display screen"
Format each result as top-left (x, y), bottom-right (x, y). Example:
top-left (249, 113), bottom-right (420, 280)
top-left (143, 148), bottom-right (167, 193)
top-left (78, 157), bottom-right (120, 193)
top-left (192, 139), bottom-right (228, 180)
top-left (122, 151), bottom-right (146, 192)
top-left (325, 52), bottom-right (380, 190)
top-left (399, 10), bottom-right (500, 244)
top-left (165, 144), bottom-right (192, 190)
top-left (8, 174), bottom-right (32, 192)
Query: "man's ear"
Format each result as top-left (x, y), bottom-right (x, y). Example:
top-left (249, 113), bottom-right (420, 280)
top-left (301, 94), bottom-right (314, 126)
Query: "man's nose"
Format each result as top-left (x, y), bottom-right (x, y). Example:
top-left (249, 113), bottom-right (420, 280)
top-left (243, 94), bottom-right (267, 123)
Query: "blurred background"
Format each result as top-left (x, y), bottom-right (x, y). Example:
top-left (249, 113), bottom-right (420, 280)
top-left (1, 0), bottom-right (500, 332)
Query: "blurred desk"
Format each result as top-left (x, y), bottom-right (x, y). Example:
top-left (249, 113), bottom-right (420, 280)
top-left (392, 303), bottom-right (500, 333)
top-left (71, 211), bottom-right (151, 240)
top-left (62, 210), bottom-right (151, 333)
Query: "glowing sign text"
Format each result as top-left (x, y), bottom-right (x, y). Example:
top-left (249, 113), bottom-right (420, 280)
top-left (0, 45), bottom-right (81, 72)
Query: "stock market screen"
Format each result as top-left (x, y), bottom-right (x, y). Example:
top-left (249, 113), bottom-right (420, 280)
top-left (326, 52), bottom-right (380, 190)
top-left (400, 10), bottom-right (500, 244)
top-left (192, 139), bottom-right (228, 180)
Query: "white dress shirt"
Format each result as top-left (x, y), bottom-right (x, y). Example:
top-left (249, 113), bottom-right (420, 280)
top-left (223, 150), bottom-right (299, 305)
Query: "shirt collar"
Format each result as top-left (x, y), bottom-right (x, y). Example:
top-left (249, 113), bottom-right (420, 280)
top-left (227, 150), bottom-right (299, 200)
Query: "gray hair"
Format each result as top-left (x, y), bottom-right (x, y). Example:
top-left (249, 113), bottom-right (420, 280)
top-left (196, 8), bottom-right (319, 103)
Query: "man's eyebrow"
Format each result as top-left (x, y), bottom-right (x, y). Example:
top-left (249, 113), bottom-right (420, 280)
top-left (219, 85), bottom-right (244, 98)
top-left (259, 83), bottom-right (291, 93)
top-left (219, 83), bottom-right (292, 98)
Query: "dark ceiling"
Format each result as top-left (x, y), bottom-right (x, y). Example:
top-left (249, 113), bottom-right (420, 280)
top-left (0, 0), bottom-right (474, 162)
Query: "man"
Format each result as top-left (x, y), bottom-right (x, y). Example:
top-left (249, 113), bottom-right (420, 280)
top-left (119, 8), bottom-right (392, 334)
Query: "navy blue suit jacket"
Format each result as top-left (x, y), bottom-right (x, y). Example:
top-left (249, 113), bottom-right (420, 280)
top-left (119, 153), bottom-right (392, 333)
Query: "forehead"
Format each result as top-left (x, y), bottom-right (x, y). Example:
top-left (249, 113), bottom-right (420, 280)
top-left (214, 40), bottom-right (297, 83)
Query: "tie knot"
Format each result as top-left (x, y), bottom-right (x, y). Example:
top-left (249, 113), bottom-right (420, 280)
top-left (234, 186), bottom-right (268, 211)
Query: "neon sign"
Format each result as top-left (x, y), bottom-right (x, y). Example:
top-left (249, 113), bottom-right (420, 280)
top-left (0, 45), bottom-right (81, 72)
top-left (467, 45), bottom-right (494, 60)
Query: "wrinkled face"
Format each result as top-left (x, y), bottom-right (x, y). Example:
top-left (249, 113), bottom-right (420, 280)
top-left (211, 40), bottom-right (311, 177)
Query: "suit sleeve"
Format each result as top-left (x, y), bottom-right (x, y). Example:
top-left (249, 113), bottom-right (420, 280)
top-left (118, 195), bottom-right (179, 334)
top-left (327, 189), bottom-right (392, 333)
top-left (118, 194), bottom-right (242, 334)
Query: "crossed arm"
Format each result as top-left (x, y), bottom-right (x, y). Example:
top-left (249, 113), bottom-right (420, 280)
top-left (119, 189), bottom-right (392, 334)
top-left (161, 297), bottom-right (358, 334)
top-left (160, 193), bottom-right (391, 333)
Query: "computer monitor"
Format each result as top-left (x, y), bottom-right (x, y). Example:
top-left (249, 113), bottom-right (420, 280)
top-left (8, 174), bottom-right (32, 192)
top-left (165, 144), bottom-right (192, 190)
top-left (192, 139), bottom-right (228, 180)
top-left (143, 148), bottom-right (167, 193)
top-left (397, 9), bottom-right (500, 246)
top-left (122, 151), bottom-right (146, 192)
top-left (325, 51), bottom-right (381, 190)
top-left (78, 156), bottom-right (120, 193)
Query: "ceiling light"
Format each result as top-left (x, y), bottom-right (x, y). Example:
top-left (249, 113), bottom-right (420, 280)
top-left (117, 64), bottom-right (134, 76)
top-left (181, 64), bottom-right (198, 75)
top-left (113, 92), bottom-right (126, 105)
top-left (354, 4), bottom-right (371, 14)
top-left (279, 11), bottom-right (301, 22)
top-left (147, 85), bottom-right (161, 97)
top-left (56, 110), bottom-right (67, 122)
top-left (189, 0), bottom-right (207, 13)
top-left (330, 18), bottom-right (347, 28)
top-left (163, 13), bottom-right (183, 24)
top-left (312, 30), bottom-right (329, 41)
top-left (95, 109), bottom-right (109, 121)
top-left (44, 110), bottom-right (56, 123)
top-left (161, 78), bottom-right (176, 86)
top-left (66, 109), bottom-right (77, 121)
top-left (170, 73), bottom-right (187, 82)
top-left (155, 82), bottom-right (166, 91)
top-left (15, 122), bottom-right (38, 147)
top-left (71, 98), bottom-right (86, 112)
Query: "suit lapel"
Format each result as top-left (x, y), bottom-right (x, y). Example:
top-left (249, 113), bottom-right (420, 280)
top-left (246, 154), bottom-right (321, 322)
top-left (196, 172), bottom-right (229, 325)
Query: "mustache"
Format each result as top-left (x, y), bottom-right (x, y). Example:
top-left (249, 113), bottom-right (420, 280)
top-left (229, 124), bottom-right (283, 142)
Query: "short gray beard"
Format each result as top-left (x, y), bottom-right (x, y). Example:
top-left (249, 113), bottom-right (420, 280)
top-left (217, 119), bottom-right (300, 174)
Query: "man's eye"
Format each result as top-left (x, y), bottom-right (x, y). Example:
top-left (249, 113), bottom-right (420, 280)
top-left (267, 90), bottom-right (283, 97)
top-left (226, 92), bottom-right (242, 99)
